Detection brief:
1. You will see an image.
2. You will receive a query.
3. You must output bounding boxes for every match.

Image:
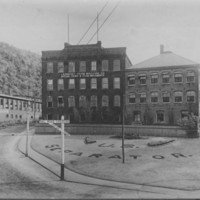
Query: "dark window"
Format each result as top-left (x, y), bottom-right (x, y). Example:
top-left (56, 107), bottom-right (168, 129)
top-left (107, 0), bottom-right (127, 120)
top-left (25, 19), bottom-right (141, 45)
top-left (47, 114), bottom-right (53, 120)
top-left (140, 93), bottom-right (146, 103)
top-left (174, 73), bottom-right (183, 83)
top-left (129, 93), bottom-right (136, 103)
top-left (187, 91), bottom-right (195, 102)
top-left (151, 74), bottom-right (158, 84)
top-left (47, 96), bottom-right (53, 108)
top-left (0, 98), bottom-right (4, 108)
top-left (157, 111), bottom-right (164, 122)
top-left (139, 74), bottom-right (146, 84)
top-left (128, 75), bottom-right (135, 85)
top-left (181, 110), bottom-right (189, 120)
top-left (133, 111), bottom-right (141, 122)
top-left (174, 91), bottom-right (182, 103)
top-left (162, 73), bottom-right (170, 83)
top-left (162, 92), bottom-right (170, 103)
top-left (10, 100), bottom-right (13, 110)
top-left (57, 96), bottom-right (64, 107)
top-left (187, 71), bottom-right (195, 82)
top-left (79, 96), bottom-right (86, 107)
top-left (151, 92), bottom-right (158, 103)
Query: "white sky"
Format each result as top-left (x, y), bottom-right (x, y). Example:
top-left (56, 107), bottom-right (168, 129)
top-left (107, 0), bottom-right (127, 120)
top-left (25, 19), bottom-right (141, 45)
top-left (0, 0), bottom-right (200, 64)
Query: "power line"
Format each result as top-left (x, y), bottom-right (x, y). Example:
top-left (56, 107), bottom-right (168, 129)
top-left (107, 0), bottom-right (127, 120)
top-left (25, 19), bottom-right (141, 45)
top-left (77, 0), bottom-right (109, 45)
top-left (87, 0), bottom-right (121, 44)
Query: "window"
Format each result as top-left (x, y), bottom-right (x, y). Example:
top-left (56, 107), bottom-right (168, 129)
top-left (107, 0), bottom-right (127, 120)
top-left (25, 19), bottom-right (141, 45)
top-left (57, 96), bottom-right (64, 107)
top-left (79, 95), bottom-right (86, 107)
top-left (80, 61), bottom-right (86, 72)
top-left (47, 79), bottom-right (53, 91)
top-left (174, 73), bottom-right (183, 83)
top-left (140, 93), bottom-right (146, 103)
top-left (15, 100), bottom-right (18, 110)
top-left (114, 77), bottom-right (120, 89)
top-left (128, 75), bottom-right (135, 86)
top-left (186, 91), bottom-right (195, 102)
top-left (162, 92), bottom-right (170, 103)
top-left (5, 99), bottom-right (9, 109)
top-left (187, 71), bottom-right (195, 82)
top-left (139, 74), bottom-right (146, 84)
top-left (47, 96), bottom-right (53, 108)
top-left (80, 78), bottom-right (86, 89)
top-left (15, 115), bottom-right (18, 119)
top-left (69, 79), bottom-right (75, 89)
top-left (162, 73), bottom-right (170, 83)
top-left (174, 91), bottom-right (182, 103)
top-left (181, 110), bottom-right (189, 120)
top-left (10, 100), bottom-right (13, 110)
top-left (113, 59), bottom-right (120, 71)
top-left (58, 79), bottom-right (64, 90)
top-left (102, 60), bottom-right (108, 71)
top-left (68, 96), bottom-right (75, 107)
top-left (151, 92), bottom-right (158, 103)
top-left (91, 61), bottom-right (97, 71)
top-left (156, 110), bottom-right (164, 122)
top-left (129, 93), bottom-right (136, 104)
top-left (151, 73), bottom-right (158, 84)
top-left (68, 61), bottom-right (75, 72)
top-left (114, 95), bottom-right (120, 107)
top-left (58, 62), bottom-right (64, 73)
top-left (102, 95), bottom-right (109, 107)
top-left (91, 78), bottom-right (97, 89)
top-left (47, 114), bottom-right (53, 120)
top-left (133, 111), bottom-right (141, 122)
top-left (47, 62), bottom-right (53, 73)
top-left (102, 78), bottom-right (108, 89)
top-left (23, 101), bottom-right (27, 111)
top-left (0, 98), bottom-right (4, 108)
top-left (19, 101), bottom-right (22, 110)
top-left (91, 95), bottom-right (97, 107)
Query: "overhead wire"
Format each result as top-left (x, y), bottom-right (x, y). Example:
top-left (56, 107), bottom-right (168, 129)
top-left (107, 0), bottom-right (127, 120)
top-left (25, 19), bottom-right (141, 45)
top-left (87, 0), bottom-right (121, 44)
top-left (77, 0), bottom-right (110, 45)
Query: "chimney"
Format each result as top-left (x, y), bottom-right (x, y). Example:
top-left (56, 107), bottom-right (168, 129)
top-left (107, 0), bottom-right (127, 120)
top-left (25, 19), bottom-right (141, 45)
top-left (160, 44), bottom-right (164, 54)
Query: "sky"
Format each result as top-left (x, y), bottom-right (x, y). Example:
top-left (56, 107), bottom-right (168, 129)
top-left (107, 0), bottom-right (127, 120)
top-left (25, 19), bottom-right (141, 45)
top-left (0, 0), bottom-right (200, 65)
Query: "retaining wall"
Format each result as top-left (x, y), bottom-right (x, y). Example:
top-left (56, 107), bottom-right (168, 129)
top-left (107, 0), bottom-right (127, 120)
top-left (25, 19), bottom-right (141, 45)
top-left (35, 123), bottom-right (188, 138)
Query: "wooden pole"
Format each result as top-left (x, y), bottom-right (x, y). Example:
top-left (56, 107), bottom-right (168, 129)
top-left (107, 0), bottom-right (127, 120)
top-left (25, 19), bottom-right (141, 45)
top-left (60, 115), bottom-right (65, 180)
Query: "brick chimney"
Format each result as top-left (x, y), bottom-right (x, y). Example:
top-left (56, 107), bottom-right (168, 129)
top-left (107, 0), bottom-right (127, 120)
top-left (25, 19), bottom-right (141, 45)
top-left (160, 44), bottom-right (164, 54)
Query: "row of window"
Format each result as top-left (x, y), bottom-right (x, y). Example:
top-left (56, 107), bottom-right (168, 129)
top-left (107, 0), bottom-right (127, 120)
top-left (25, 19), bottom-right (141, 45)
top-left (128, 71), bottom-right (195, 85)
top-left (46, 59), bottom-right (121, 73)
top-left (0, 98), bottom-right (41, 112)
top-left (6, 114), bottom-right (34, 119)
top-left (133, 110), bottom-right (190, 123)
top-left (128, 91), bottom-right (196, 104)
top-left (47, 95), bottom-right (121, 108)
top-left (47, 77), bottom-right (121, 91)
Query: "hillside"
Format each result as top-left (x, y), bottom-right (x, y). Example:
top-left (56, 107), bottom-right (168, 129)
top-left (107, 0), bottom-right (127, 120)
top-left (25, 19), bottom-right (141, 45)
top-left (0, 42), bottom-right (41, 98)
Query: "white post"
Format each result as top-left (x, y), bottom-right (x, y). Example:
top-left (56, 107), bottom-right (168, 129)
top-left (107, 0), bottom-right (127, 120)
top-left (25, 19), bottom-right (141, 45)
top-left (26, 101), bottom-right (30, 157)
top-left (60, 115), bottom-right (65, 180)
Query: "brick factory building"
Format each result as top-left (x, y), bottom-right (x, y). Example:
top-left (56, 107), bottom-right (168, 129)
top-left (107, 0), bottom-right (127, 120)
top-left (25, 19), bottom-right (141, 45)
top-left (126, 45), bottom-right (200, 126)
top-left (42, 41), bottom-right (132, 124)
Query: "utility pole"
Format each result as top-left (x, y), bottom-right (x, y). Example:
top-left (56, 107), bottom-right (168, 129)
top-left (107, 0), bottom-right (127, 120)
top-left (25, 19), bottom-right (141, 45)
top-left (122, 94), bottom-right (125, 163)
top-left (97, 12), bottom-right (99, 42)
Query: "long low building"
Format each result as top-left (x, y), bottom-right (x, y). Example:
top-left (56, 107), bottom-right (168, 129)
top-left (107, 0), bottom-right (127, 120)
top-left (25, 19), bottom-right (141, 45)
top-left (0, 94), bottom-right (42, 123)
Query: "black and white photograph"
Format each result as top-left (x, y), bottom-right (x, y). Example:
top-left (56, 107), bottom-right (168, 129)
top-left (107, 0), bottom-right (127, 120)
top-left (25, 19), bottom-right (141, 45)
top-left (0, 0), bottom-right (200, 199)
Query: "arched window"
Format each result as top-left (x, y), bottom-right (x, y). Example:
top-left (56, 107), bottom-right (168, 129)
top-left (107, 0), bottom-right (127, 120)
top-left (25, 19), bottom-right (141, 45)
top-left (151, 92), bottom-right (159, 103)
top-left (186, 91), bottom-right (195, 102)
top-left (187, 71), bottom-right (195, 82)
top-left (174, 91), bottom-right (183, 103)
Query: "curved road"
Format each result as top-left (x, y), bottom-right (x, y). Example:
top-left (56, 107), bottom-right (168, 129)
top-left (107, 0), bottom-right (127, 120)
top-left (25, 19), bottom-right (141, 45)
top-left (0, 125), bottom-right (149, 198)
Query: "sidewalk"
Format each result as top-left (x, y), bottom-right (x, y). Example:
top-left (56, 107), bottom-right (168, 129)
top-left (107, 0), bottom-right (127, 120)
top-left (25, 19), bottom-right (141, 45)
top-left (17, 130), bottom-right (200, 197)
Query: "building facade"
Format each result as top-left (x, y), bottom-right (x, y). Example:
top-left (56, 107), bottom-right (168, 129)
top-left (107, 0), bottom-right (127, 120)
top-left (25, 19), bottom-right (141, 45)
top-left (125, 47), bottom-right (200, 126)
top-left (0, 94), bottom-right (41, 122)
top-left (42, 41), bottom-right (132, 124)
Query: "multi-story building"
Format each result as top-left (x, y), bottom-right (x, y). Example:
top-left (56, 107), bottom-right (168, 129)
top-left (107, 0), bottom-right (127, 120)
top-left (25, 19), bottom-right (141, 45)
top-left (0, 94), bottom-right (41, 122)
top-left (42, 41), bottom-right (132, 124)
top-left (126, 45), bottom-right (200, 126)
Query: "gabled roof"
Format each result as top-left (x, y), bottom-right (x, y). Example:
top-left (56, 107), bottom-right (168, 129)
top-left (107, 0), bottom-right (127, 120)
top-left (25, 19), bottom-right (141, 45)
top-left (131, 51), bottom-right (198, 69)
